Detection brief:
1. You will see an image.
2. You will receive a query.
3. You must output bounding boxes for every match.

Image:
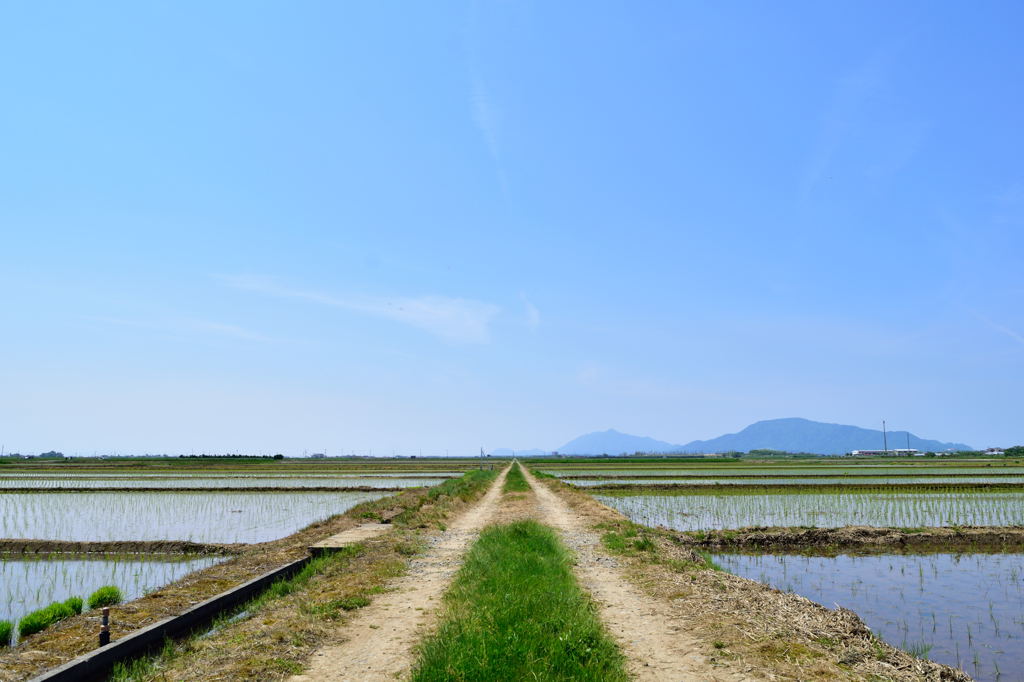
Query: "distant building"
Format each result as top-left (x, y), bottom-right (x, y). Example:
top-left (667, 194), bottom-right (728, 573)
top-left (985, 448), bottom-right (1005, 456)
top-left (310, 453), bottom-right (326, 459)
top-left (849, 449), bottom-right (919, 456)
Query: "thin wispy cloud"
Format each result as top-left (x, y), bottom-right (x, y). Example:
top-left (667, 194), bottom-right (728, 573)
top-left (471, 76), bottom-right (502, 169)
top-left (800, 51), bottom-right (887, 203)
top-left (973, 312), bottom-right (1024, 347)
top-left (520, 293), bottom-right (541, 330)
top-left (466, 3), bottom-right (509, 197)
top-left (219, 275), bottom-right (501, 344)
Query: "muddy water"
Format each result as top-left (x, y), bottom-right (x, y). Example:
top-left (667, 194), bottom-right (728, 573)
top-left (714, 552), bottom-right (1024, 682)
top-left (0, 554), bottom-right (223, 642)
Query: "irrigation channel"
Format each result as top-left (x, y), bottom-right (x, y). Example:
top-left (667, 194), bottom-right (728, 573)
top-left (0, 456), bottom-right (1019, 680)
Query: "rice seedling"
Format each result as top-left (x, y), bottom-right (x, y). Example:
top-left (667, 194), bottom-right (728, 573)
top-left (0, 474), bottom-right (453, 490)
top-left (714, 551), bottom-right (1024, 682)
top-left (0, 490), bottom-right (392, 543)
top-left (0, 553), bottom-right (222, 641)
top-left (592, 490), bottom-right (1024, 530)
top-left (17, 597), bottom-right (81, 638)
top-left (87, 585), bottom-right (124, 609)
top-left (569, 475), bottom-right (1024, 486)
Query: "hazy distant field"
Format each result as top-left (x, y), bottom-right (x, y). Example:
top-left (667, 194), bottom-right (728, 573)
top-left (0, 456), bottom-right (486, 645)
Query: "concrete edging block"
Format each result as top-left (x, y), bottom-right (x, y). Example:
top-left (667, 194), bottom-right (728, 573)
top-left (30, 556), bottom-right (311, 682)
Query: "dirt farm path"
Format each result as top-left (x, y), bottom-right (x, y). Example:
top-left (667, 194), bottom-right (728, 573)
top-left (521, 467), bottom-right (750, 682)
top-left (288, 465), bottom-right (511, 682)
top-left (292, 463), bottom-right (753, 682)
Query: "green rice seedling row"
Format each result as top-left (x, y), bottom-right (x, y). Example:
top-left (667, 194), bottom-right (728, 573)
top-left (0, 554), bottom-right (222, 643)
top-left (0, 490), bottom-right (391, 543)
top-left (539, 465), bottom-right (1024, 478)
top-left (593, 490), bottom-right (1024, 530)
top-left (570, 476), bottom-right (1024, 486)
top-left (0, 475), bottom-right (450, 490)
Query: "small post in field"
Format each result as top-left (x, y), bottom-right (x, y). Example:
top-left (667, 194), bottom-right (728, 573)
top-left (99, 607), bottom-right (110, 646)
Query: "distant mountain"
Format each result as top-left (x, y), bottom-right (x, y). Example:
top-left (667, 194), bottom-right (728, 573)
top-left (549, 419), bottom-right (972, 456)
top-left (504, 419), bottom-right (972, 457)
top-left (489, 448), bottom-right (549, 458)
top-left (557, 429), bottom-right (681, 456)
top-left (679, 418), bottom-right (973, 456)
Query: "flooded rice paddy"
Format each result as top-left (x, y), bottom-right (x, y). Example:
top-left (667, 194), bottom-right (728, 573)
top-left (0, 490), bottom-right (391, 543)
top-left (714, 551), bottom-right (1024, 682)
top-left (570, 476), bottom-right (1024, 486)
top-left (541, 466), bottom-right (1024, 478)
top-left (593, 491), bottom-right (1024, 530)
top-left (0, 475), bottom-right (450, 489)
top-left (1, 553), bottom-right (224, 642)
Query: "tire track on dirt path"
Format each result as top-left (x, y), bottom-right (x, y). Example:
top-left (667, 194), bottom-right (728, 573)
top-left (523, 468), bottom-right (752, 682)
top-left (288, 466), bottom-right (509, 682)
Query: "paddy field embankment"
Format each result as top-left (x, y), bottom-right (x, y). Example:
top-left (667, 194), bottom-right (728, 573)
top-left (4, 455), bottom-right (1021, 680)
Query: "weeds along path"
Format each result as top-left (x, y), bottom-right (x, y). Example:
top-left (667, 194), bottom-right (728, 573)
top-left (288, 465), bottom-right (510, 682)
top-left (523, 467), bottom-right (750, 682)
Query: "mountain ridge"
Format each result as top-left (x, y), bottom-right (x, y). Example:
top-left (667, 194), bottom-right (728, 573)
top-left (499, 418), bottom-right (973, 456)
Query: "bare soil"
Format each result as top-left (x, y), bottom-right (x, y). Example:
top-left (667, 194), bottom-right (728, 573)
top-left (536, 475), bottom-right (972, 682)
top-left (677, 524), bottom-right (1024, 554)
top-left (0, 539), bottom-right (244, 556)
top-left (288, 467), bottom-right (514, 682)
top-left (2, 466), bottom-right (984, 681)
top-left (0, 485), bottom-right (446, 682)
top-left (523, 467), bottom-right (750, 681)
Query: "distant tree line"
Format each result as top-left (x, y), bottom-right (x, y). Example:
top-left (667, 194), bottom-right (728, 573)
top-left (178, 454), bottom-right (285, 460)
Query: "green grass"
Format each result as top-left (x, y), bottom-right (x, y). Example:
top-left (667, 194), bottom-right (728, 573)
top-left (411, 520), bottom-right (628, 681)
top-left (902, 640), bottom-right (933, 660)
top-left (88, 585), bottom-right (124, 609)
top-left (600, 529), bottom-right (656, 554)
top-left (244, 544), bottom-right (364, 614)
top-left (111, 546), bottom-right (369, 681)
top-left (110, 638), bottom-right (178, 681)
top-left (65, 596), bottom-right (84, 614)
top-left (18, 599), bottom-right (79, 638)
top-left (696, 550), bottom-right (724, 571)
top-left (0, 620), bottom-right (12, 646)
top-left (502, 462), bottom-right (530, 493)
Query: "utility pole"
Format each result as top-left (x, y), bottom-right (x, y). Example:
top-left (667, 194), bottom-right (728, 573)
top-left (882, 420), bottom-right (888, 455)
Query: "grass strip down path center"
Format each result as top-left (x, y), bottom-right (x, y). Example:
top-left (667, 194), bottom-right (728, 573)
top-left (410, 520), bottom-right (628, 682)
top-left (501, 462), bottom-right (530, 493)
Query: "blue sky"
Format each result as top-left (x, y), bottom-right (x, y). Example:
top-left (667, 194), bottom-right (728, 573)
top-left (2, 1), bottom-right (1022, 455)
